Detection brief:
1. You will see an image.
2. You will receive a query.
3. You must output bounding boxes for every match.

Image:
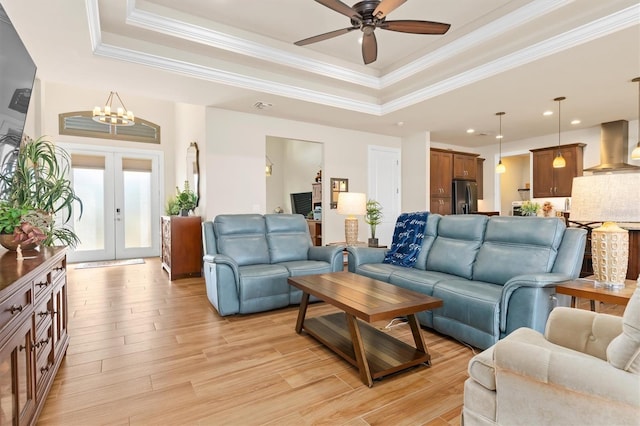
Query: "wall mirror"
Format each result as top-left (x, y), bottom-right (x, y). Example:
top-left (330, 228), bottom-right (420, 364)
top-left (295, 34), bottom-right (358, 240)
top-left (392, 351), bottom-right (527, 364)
top-left (330, 178), bottom-right (348, 209)
top-left (186, 142), bottom-right (200, 207)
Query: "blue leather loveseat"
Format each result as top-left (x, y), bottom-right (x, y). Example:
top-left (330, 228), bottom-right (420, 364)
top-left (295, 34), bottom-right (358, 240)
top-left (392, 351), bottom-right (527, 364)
top-left (347, 214), bottom-right (587, 350)
top-left (202, 214), bottom-right (345, 316)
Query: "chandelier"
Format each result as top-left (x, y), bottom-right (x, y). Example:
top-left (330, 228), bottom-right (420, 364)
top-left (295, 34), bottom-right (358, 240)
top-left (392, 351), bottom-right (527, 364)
top-left (92, 91), bottom-right (134, 126)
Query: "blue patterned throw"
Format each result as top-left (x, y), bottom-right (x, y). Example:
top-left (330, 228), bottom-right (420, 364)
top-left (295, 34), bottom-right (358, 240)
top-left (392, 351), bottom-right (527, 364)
top-left (383, 212), bottom-right (429, 267)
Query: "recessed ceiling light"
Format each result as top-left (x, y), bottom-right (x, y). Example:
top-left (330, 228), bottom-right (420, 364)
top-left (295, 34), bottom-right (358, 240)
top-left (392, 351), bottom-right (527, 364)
top-left (543, 110), bottom-right (553, 116)
top-left (396, 121), bottom-right (404, 127)
top-left (253, 101), bottom-right (273, 110)
top-left (466, 128), bottom-right (475, 134)
top-left (571, 119), bottom-right (581, 125)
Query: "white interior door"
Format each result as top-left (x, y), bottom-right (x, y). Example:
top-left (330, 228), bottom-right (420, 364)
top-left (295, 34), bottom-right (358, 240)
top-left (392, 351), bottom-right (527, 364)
top-left (368, 146), bottom-right (401, 246)
top-left (61, 144), bottom-right (162, 263)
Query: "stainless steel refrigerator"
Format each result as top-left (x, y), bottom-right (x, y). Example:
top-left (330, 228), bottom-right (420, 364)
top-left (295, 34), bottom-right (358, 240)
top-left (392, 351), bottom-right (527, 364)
top-left (452, 180), bottom-right (478, 214)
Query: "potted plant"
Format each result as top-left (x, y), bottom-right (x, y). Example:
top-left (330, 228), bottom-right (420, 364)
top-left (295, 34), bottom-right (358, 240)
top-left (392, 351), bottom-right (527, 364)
top-left (364, 199), bottom-right (383, 247)
top-left (520, 200), bottom-right (540, 216)
top-left (175, 180), bottom-right (197, 216)
top-left (0, 136), bottom-right (83, 249)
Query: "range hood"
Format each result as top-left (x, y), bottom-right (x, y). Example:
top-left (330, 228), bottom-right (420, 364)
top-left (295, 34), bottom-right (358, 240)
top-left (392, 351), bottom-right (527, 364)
top-left (584, 120), bottom-right (640, 172)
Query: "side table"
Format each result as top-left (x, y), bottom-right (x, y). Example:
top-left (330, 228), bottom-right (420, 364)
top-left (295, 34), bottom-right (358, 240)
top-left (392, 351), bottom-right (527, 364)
top-left (555, 277), bottom-right (636, 311)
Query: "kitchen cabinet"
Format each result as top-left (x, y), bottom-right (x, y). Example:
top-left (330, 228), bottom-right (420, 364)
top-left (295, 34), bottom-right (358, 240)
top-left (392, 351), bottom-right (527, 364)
top-left (453, 153), bottom-right (478, 180)
top-left (530, 143), bottom-right (585, 198)
top-left (0, 246), bottom-right (68, 425)
top-left (161, 216), bottom-right (203, 280)
top-left (477, 158), bottom-right (485, 199)
top-left (430, 149), bottom-right (453, 199)
top-left (431, 148), bottom-right (480, 215)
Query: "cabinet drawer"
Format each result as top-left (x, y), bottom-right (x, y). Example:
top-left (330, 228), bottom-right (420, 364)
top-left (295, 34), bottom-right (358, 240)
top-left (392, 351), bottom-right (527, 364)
top-left (34, 298), bottom-right (53, 332)
top-left (33, 272), bottom-right (51, 300)
top-left (35, 322), bottom-right (54, 393)
top-left (0, 285), bottom-right (32, 336)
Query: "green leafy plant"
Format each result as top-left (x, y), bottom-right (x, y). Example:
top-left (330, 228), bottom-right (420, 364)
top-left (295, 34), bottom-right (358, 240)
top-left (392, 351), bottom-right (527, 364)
top-left (0, 202), bottom-right (29, 234)
top-left (175, 180), bottom-right (197, 213)
top-left (165, 197), bottom-right (180, 215)
top-left (364, 199), bottom-right (383, 239)
top-left (521, 200), bottom-right (540, 216)
top-left (0, 136), bottom-right (83, 247)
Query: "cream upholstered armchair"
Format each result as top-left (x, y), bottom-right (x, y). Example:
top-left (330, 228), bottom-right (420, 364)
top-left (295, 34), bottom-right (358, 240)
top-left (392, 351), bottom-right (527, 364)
top-left (462, 284), bottom-right (640, 425)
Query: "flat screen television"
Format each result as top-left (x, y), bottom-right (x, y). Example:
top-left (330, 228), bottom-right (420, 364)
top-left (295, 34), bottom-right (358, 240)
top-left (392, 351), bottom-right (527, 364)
top-left (290, 192), bottom-right (312, 217)
top-left (0, 3), bottom-right (37, 198)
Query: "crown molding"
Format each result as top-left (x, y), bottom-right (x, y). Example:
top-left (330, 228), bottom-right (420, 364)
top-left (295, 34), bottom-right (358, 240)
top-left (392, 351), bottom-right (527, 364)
top-left (383, 3), bottom-right (640, 114)
top-left (124, 0), bottom-right (382, 89)
top-left (92, 43), bottom-right (382, 115)
top-left (86, 0), bottom-right (639, 117)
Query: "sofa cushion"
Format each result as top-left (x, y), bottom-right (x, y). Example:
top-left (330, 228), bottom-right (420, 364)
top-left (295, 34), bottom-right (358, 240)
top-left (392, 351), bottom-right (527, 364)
top-left (426, 215), bottom-right (487, 279)
top-left (413, 214), bottom-right (441, 271)
top-left (214, 214), bottom-right (270, 266)
top-left (265, 214), bottom-right (311, 263)
top-left (237, 264), bottom-right (290, 313)
top-left (607, 284), bottom-right (640, 374)
top-left (473, 217), bottom-right (565, 285)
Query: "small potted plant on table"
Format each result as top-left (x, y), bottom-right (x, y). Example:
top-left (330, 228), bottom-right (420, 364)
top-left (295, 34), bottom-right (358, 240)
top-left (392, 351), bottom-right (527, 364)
top-left (175, 181), bottom-right (197, 216)
top-left (365, 199), bottom-right (383, 247)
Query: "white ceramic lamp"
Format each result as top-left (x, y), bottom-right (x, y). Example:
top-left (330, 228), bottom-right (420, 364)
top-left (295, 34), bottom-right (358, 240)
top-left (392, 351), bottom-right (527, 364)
top-left (337, 192), bottom-right (366, 246)
top-left (570, 173), bottom-right (640, 288)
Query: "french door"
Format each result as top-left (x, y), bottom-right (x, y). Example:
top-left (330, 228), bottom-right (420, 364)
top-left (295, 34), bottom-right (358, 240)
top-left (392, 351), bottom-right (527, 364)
top-left (60, 144), bottom-right (163, 263)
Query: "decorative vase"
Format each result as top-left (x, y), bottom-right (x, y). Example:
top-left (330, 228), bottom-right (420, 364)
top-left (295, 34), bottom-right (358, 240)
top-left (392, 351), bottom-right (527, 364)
top-left (0, 234), bottom-right (37, 251)
top-left (368, 237), bottom-right (379, 247)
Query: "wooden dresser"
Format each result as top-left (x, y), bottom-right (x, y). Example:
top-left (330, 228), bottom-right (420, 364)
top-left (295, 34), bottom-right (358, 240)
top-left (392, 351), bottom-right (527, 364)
top-left (161, 216), bottom-right (203, 280)
top-left (0, 246), bottom-right (68, 425)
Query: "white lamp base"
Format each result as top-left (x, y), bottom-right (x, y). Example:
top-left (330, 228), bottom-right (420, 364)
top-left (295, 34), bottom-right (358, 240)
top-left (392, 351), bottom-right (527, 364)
top-left (344, 217), bottom-right (358, 246)
top-left (591, 222), bottom-right (629, 289)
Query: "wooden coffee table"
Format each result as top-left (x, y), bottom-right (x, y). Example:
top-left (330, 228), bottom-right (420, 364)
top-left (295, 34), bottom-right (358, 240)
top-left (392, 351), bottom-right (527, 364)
top-left (288, 271), bottom-right (443, 387)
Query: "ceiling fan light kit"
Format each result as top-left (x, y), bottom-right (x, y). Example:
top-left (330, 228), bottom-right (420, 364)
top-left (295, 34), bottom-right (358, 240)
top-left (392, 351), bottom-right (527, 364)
top-left (295, 0), bottom-right (450, 64)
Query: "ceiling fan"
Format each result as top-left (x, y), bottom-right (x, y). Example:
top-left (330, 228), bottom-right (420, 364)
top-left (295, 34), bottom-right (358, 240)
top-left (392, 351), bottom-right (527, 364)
top-left (294, 0), bottom-right (451, 65)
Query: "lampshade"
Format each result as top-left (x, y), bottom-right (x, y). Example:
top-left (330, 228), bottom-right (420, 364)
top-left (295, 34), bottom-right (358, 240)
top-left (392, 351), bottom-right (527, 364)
top-left (570, 173), bottom-right (640, 287)
top-left (570, 174), bottom-right (640, 223)
top-left (337, 192), bottom-right (366, 246)
top-left (337, 192), bottom-right (367, 217)
top-left (552, 96), bottom-right (566, 169)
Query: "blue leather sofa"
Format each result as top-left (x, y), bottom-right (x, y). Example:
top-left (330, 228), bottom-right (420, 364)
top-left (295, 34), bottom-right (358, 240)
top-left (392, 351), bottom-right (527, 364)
top-left (202, 214), bottom-right (345, 316)
top-left (347, 214), bottom-right (587, 350)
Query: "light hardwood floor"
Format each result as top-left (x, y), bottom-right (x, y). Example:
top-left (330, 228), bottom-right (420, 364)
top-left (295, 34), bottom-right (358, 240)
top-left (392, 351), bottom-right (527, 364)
top-left (38, 258), bottom-right (624, 425)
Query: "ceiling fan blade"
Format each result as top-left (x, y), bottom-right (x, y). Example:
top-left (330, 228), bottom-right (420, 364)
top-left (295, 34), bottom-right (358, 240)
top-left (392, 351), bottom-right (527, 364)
top-left (379, 20), bottom-right (451, 34)
top-left (315, 0), bottom-right (362, 21)
top-left (294, 27), bottom-right (357, 46)
top-left (373, 0), bottom-right (407, 19)
top-left (362, 30), bottom-right (378, 65)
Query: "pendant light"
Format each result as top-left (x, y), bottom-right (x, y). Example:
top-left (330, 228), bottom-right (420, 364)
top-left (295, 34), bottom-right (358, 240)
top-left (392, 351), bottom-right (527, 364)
top-left (632, 77), bottom-right (640, 160)
top-left (495, 112), bottom-right (506, 174)
top-left (552, 96), bottom-right (566, 168)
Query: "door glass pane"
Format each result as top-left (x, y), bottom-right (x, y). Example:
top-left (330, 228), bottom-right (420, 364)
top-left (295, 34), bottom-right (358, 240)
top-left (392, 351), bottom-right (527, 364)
top-left (73, 167), bottom-right (105, 251)
top-left (123, 170), bottom-right (151, 248)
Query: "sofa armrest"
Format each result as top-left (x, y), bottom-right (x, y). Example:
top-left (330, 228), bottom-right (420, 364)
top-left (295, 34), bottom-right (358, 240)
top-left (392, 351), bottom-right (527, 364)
top-left (346, 246), bottom-right (387, 272)
top-left (308, 245), bottom-right (345, 272)
top-left (203, 254), bottom-right (240, 287)
top-left (500, 272), bottom-right (571, 327)
top-left (494, 331), bottom-right (640, 408)
top-left (544, 307), bottom-right (623, 360)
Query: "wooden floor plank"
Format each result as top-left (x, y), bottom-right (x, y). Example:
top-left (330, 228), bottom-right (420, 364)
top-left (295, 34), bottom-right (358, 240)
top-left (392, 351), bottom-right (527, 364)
top-left (39, 257), bottom-right (624, 425)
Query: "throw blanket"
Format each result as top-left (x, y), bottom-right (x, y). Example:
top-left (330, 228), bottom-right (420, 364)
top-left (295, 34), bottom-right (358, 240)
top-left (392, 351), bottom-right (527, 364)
top-left (383, 212), bottom-right (429, 268)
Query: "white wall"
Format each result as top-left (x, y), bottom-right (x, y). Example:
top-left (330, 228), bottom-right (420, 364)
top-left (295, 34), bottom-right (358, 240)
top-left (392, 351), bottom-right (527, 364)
top-left (401, 132), bottom-right (430, 212)
top-left (174, 103), bottom-right (206, 215)
top-left (204, 107), bottom-right (401, 243)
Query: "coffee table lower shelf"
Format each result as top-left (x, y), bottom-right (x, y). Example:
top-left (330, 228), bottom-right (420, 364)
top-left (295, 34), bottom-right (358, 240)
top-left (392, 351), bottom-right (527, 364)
top-left (302, 312), bottom-right (430, 382)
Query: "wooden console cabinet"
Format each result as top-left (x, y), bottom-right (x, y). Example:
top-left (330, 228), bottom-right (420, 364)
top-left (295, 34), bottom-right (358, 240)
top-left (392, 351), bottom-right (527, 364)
top-left (0, 246), bottom-right (68, 425)
top-left (161, 216), bottom-right (203, 280)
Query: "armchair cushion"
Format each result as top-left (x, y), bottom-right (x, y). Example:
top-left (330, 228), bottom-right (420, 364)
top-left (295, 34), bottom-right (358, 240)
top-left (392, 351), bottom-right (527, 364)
top-left (607, 284), bottom-right (640, 373)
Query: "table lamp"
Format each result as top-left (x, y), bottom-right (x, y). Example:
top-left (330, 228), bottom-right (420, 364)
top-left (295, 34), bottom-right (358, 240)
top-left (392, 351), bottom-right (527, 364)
top-left (337, 192), bottom-right (366, 246)
top-left (570, 173), bottom-right (640, 288)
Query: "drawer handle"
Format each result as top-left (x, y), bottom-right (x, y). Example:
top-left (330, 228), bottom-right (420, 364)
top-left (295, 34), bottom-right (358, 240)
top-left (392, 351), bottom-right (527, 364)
top-left (38, 310), bottom-right (51, 317)
top-left (36, 281), bottom-right (48, 287)
top-left (8, 304), bottom-right (23, 314)
top-left (40, 365), bottom-right (50, 374)
top-left (35, 337), bottom-right (51, 348)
